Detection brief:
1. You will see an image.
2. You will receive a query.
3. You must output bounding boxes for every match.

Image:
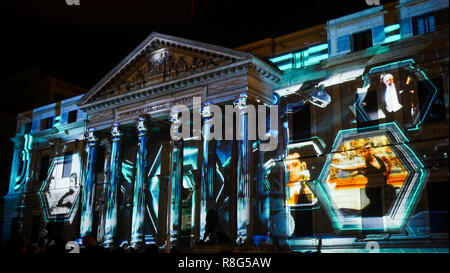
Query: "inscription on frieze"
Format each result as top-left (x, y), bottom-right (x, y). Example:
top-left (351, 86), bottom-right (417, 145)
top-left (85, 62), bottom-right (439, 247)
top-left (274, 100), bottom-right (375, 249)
top-left (118, 95), bottom-right (195, 120)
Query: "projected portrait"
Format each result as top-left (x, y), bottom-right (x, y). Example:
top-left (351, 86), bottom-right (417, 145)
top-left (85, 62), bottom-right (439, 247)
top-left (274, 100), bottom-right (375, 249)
top-left (355, 59), bottom-right (438, 130)
top-left (286, 152), bottom-right (312, 205)
top-left (327, 135), bottom-right (406, 218)
top-left (285, 140), bottom-right (324, 208)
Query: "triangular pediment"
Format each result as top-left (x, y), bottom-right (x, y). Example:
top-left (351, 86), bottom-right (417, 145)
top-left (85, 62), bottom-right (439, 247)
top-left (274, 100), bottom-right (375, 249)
top-left (79, 32), bottom-right (280, 110)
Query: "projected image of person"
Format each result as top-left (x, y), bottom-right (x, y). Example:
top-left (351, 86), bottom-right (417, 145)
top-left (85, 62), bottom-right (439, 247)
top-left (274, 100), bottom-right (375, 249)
top-left (285, 152), bottom-right (313, 206)
top-left (359, 142), bottom-right (396, 218)
top-left (380, 73), bottom-right (403, 119)
top-left (331, 141), bottom-right (397, 219)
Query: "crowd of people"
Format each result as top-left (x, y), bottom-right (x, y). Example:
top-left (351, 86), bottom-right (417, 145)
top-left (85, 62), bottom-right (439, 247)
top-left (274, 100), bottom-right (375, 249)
top-left (0, 226), bottom-right (159, 255)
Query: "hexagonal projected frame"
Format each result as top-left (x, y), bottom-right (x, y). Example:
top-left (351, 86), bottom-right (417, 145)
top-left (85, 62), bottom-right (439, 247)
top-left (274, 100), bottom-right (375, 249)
top-left (37, 154), bottom-right (82, 223)
top-left (306, 122), bottom-right (428, 232)
top-left (354, 59), bottom-right (439, 131)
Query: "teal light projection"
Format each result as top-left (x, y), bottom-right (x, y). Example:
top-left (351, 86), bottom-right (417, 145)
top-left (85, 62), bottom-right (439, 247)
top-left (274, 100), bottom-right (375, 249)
top-left (307, 122), bottom-right (428, 232)
top-left (235, 94), bottom-right (250, 243)
top-left (383, 24), bottom-right (401, 44)
top-left (200, 103), bottom-right (214, 239)
top-left (182, 146), bottom-right (198, 232)
top-left (14, 134), bottom-right (33, 191)
top-left (169, 140), bottom-right (183, 242)
top-left (131, 117), bottom-right (149, 248)
top-left (104, 123), bottom-right (122, 248)
top-left (80, 128), bottom-right (97, 236)
top-left (269, 43), bottom-right (329, 71)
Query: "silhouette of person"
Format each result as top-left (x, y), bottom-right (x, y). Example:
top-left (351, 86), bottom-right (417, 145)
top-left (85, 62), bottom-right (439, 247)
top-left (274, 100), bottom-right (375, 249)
top-left (359, 142), bottom-right (396, 219)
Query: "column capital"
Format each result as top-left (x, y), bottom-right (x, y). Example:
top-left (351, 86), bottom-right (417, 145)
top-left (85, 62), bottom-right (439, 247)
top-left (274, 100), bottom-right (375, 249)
top-left (86, 128), bottom-right (98, 146)
top-left (136, 116), bottom-right (150, 137)
top-left (201, 102), bottom-right (214, 119)
top-left (111, 122), bottom-right (122, 141)
top-left (169, 110), bottom-right (181, 123)
top-left (233, 93), bottom-right (248, 110)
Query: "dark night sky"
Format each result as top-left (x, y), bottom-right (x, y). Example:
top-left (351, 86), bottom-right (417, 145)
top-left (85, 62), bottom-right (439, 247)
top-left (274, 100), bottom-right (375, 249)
top-left (0, 0), bottom-right (396, 89)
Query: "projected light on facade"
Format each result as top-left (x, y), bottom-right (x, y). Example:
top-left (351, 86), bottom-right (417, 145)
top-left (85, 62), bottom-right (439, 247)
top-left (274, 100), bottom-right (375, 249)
top-left (307, 123), bottom-right (428, 232)
top-left (354, 59), bottom-right (439, 131)
top-left (37, 153), bottom-right (82, 223)
top-left (285, 138), bottom-right (325, 209)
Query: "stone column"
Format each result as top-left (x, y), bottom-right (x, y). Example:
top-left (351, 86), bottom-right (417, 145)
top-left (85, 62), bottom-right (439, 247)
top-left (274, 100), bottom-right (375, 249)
top-left (234, 94), bottom-right (251, 243)
top-left (167, 112), bottom-right (184, 247)
top-left (199, 103), bottom-right (215, 239)
top-left (80, 128), bottom-right (98, 237)
top-left (104, 123), bottom-right (122, 248)
top-left (131, 116), bottom-right (150, 248)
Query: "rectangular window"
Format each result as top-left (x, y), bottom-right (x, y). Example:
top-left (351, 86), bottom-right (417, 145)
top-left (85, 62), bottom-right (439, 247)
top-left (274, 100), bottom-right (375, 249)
top-left (67, 110), bottom-right (78, 124)
top-left (412, 12), bottom-right (435, 36)
top-left (41, 116), bottom-right (54, 130)
top-left (39, 155), bottom-right (50, 181)
top-left (351, 30), bottom-right (373, 52)
top-left (62, 151), bottom-right (73, 178)
top-left (24, 122), bottom-right (32, 134)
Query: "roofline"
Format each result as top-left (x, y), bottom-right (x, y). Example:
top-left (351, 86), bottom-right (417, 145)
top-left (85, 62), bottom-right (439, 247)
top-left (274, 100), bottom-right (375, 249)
top-left (78, 32), bottom-right (281, 107)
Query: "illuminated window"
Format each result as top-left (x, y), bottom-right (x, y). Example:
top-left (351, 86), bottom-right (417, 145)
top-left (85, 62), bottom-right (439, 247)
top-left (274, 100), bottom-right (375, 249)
top-left (351, 30), bottom-right (373, 52)
top-left (62, 151), bottom-right (73, 178)
top-left (412, 12), bottom-right (435, 36)
top-left (67, 110), bottom-right (78, 124)
top-left (41, 116), bottom-right (54, 130)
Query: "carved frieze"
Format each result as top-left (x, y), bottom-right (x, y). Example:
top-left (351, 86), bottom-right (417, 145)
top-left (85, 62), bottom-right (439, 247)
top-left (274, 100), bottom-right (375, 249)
top-left (92, 48), bottom-right (220, 102)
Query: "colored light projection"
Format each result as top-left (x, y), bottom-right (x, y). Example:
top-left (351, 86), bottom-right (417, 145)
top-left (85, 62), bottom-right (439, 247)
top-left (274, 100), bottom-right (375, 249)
top-left (38, 153), bottom-right (82, 223)
top-left (181, 146), bottom-right (198, 232)
top-left (145, 145), bottom-right (162, 243)
top-left (308, 123), bottom-right (428, 231)
top-left (14, 134), bottom-right (33, 191)
top-left (327, 135), bottom-right (406, 213)
top-left (354, 59), bottom-right (439, 131)
top-left (285, 140), bottom-right (325, 209)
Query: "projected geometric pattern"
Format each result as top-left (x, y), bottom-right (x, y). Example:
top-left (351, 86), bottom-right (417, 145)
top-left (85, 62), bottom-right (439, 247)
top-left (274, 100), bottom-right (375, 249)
top-left (37, 154), bottom-right (82, 223)
top-left (307, 122), bottom-right (428, 232)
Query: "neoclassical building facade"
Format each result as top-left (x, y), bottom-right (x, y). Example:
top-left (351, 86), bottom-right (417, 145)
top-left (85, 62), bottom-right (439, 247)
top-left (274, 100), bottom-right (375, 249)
top-left (2, 0), bottom-right (449, 252)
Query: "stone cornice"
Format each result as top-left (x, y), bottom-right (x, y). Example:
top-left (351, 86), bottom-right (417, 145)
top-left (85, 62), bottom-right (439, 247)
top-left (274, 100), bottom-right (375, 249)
top-left (80, 57), bottom-right (281, 114)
